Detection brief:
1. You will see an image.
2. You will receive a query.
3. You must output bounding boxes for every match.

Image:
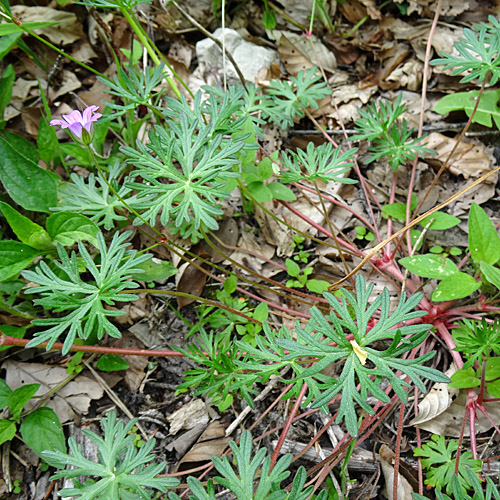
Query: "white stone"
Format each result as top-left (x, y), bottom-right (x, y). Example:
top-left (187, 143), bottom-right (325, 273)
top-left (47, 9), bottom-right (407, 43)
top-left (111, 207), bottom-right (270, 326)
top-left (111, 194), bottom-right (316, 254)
top-left (196, 28), bottom-right (279, 83)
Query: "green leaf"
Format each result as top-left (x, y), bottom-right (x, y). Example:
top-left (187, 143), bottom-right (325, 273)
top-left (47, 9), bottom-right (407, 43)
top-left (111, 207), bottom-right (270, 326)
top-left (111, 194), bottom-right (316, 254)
top-left (285, 258), bottom-right (301, 278)
top-left (0, 33), bottom-right (21, 62)
top-left (431, 273), bottom-right (481, 301)
top-left (480, 261), bottom-right (500, 290)
top-left (434, 89), bottom-right (500, 129)
top-left (37, 115), bottom-right (59, 164)
top-left (8, 383), bottom-right (39, 420)
top-left (252, 302), bottom-right (268, 323)
top-left (46, 212), bottom-right (99, 247)
top-left (0, 325), bottom-right (26, 352)
top-left (0, 64), bottom-right (15, 122)
top-left (96, 354), bottom-right (130, 372)
top-left (414, 434), bottom-right (482, 494)
top-left (449, 367), bottom-right (480, 389)
top-left (59, 142), bottom-right (92, 165)
top-left (306, 279), bottom-right (330, 293)
top-left (0, 132), bottom-right (58, 212)
top-left (399, 254), bottom-right (459, 279)
top-left (0, 201), bottom-right (52, 250)
top-left (267, 182), bottom-right (296, 201)
top-left (0, 21), bottom-right (59, 36)
top-left (419, 211), bottom-right (460, 230)
top-left (0, 241), bottom-right (41, 282)
top-left (0, 419), bottom-right (16, 446)
top-left (20, 407), bottom-right (66, 463)
top-left (22, 231), bottom-right (151, 354)
top-left (0, 379), bottom-right (12, 409)
top-left (469, 203), bottom-right (500, 265)
top-left (129, 258), bottom-right (176, 282)
top-left (381, 195), bottom-right (418, 221)
top-left (247, 181), bottom-right (272, 202)
top-left (43, 411), bottom-right (178, 498)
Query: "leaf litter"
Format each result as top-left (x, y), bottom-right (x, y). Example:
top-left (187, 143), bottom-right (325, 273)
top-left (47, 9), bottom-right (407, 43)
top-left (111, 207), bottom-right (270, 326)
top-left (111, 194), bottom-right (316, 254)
top-left (2, 0), bottom-right (500, 497)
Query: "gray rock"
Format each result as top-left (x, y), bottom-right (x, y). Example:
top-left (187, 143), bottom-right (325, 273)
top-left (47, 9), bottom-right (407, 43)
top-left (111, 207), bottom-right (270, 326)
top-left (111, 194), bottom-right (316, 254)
top-left (196, 28), bottom-right (280, 83)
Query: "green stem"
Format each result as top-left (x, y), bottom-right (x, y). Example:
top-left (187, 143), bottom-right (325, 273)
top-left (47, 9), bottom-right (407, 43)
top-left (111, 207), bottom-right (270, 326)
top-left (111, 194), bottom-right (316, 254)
top-left (1, 10), bottom-right (110, 82)
top-left (120, 8), bottom-right (181, 99)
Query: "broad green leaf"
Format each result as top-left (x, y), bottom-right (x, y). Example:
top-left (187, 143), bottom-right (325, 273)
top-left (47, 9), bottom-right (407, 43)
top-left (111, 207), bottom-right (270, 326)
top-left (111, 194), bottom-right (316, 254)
top-left (8, 383), bottom-right (39, 420)
top-left (37, 115), bottom-right (59, 164)
top-left (0, 201), bottom-right (52, 250)
top-left (285, 258), bottom-right (301, 278)
top-left (399, 254), bottom-right (459, 279)
top-left (0, 132), bottom-right (58, 212)
top-left (486, 357), bottom-right (500, 386)
top-left (247, 181), bottom-right (272, 202)
top-left (449, 367), bottom-right (480, 389)
top-left (0, 325), bottom-right (26, 352)
top-left (419, 211), bottom-right (460, 231)
top-left (306, 279), bottom-right (329, 293)
top-left (0, 241), bottom-right (41, 281)
top-left (0, 33), bottom-right (21, 62)
top-left (469, 203), bottom-right (500, 265)
top-left (0, 21), bottom-right (59, 36)
top-left (20, 407), bottom-right (66, 463)
top-left (0, 64), bottom-right (14, 121)
top-left (0, 419), bottom-right (16, 446)
top-left (252, 302), bottom-right (268, 322)
top-left (129, 258), bottom-right (176, 282)
top-left (480, 261), bottom-right (500, 290)
top-left (434, 90), bottom-right (500, 129)
top-left (431, 272), bottom-right (481, 301)
top-left (381, 195), bottom-right (417, 221)
top-left (267, 182), bottom-right (296, 201)
top-left (0, 379), bottom-right (12, 409)
top-left (59, 142), bottom-right (92, 165)
top-left (46, 212), bottom-right (99, 246)
top-left (96, 354), bottom-right (129, 372)
top-left (257, 157), bottom-right (274, 180)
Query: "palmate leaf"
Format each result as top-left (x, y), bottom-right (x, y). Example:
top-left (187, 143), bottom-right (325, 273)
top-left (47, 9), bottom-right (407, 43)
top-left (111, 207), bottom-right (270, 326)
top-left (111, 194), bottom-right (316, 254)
top-left (430, 16), bottom-right (500, 85)
top-left (51, 164), bottom-right (143, 230)
top-left (263, 67), bottom-right (331, 129)
top-left (168, 431), bottom-right (328, 500)
top-left (280, 141), bottom-right (358, 184)
top-left (43, 411), bottom-right (178, 500)
top-left (239, 275), bottom-right (449, 437)
top-left (22, 231), bottom-right (150, 354)
top-left (123, 109), bottom-right (244, 231)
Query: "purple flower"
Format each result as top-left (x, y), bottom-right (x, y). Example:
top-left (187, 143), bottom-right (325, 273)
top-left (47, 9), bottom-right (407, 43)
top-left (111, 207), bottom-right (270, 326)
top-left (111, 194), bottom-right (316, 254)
top-left (50, 105), bottom-right (102, 145)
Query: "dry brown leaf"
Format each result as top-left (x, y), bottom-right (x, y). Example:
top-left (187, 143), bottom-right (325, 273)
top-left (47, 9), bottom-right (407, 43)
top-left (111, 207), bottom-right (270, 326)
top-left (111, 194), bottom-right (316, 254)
top-left (173, 420), bottom-right (230, 473)
top-left (424, 133), bottom-right (497, 181)
top-left (11, 6), bottom-right (83, 46)
top-left (278, 33), bottom-right (336, 76)
top-left (168, 399), bottom-right (210, 435)
top-left (410, 366), bottom-right (459, 426)
top-left (379, 445), bottom-right (415, 500)
top-left (2, 360), bottom-right (104, 423)
top-left (176, 261), bottom-right (208, 308)
top-left (200, 218), bottom-right (239, 264)
top-left (414, 390), bottom-right (500, 436)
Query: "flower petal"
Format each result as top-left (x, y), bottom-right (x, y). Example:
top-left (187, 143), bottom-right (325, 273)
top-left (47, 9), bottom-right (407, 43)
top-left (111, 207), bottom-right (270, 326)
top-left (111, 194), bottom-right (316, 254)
top-left (82, 105), bottom-right (100, 125)
top-left (68, 122), bottom-right (83, 138)
top-left (50, 118), bottom-right (68, 127)
top-left (62, 110), bottom-right (83, 125)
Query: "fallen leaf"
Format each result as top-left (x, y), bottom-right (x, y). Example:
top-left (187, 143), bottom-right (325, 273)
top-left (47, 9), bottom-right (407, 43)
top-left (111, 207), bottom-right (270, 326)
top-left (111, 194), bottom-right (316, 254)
top-left (168, 399), bottom-right (210, 435)
top-left (11, 6), bottom-right (84, 46)
top-left (173, 420), bottom-right (230, 473)
top-left (410, 365), bottom-right (459, 426)
top-left (379, 445), bottom-right (415, 500)
top-left (176, 260), bottom-right (208, 308)
top-left (2, 361), bottom-right (104, 423)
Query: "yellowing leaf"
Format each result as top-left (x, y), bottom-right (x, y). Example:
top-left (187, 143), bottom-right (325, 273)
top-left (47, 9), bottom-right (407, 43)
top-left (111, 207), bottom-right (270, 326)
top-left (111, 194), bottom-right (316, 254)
top-left (350, 339), bottom-right (368, 365)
